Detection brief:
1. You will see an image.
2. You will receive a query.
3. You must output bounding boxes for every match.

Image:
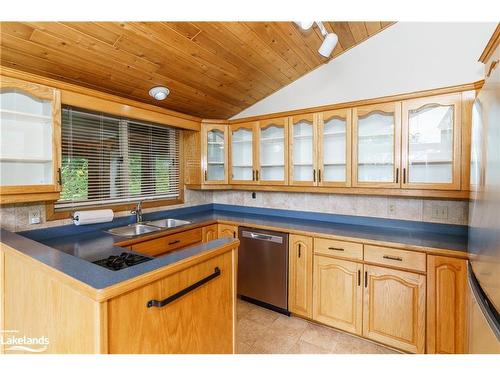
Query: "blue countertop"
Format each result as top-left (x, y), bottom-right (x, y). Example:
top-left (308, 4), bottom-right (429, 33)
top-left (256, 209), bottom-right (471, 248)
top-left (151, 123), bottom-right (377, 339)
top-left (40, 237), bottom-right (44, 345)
top-left (1, 204), bottom-right (468, 293)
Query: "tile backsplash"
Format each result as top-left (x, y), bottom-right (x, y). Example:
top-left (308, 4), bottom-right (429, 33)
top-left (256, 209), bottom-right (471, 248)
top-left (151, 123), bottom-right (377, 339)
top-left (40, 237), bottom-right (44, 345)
top-left (211, 191), bottom-right (469, 225)
top-left (0, 189), bottom-right (468, 232)
top-left (0, 189), bottom-right (213, 232)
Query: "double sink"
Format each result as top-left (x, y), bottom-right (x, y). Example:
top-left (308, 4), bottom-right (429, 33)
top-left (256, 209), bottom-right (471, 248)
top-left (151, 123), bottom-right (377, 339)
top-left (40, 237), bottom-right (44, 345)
top-left (106, 219), bottom-right (192, 238)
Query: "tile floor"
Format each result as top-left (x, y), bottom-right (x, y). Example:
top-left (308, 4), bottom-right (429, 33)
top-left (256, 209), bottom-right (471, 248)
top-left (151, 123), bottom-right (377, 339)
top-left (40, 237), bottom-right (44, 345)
top-left (236, 299), bottom-right (399, 354)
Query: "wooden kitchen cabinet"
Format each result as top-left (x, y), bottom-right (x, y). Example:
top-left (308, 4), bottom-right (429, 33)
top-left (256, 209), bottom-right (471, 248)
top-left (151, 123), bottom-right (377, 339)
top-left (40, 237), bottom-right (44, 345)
top-left (427, 255), bottom-right (467, 354)
top-left (363, 264), bottom-right (426, 353)
top-left (289, 113), bottom-right (318, 186)
top-left (201, 123), bottom-right (229, 184)
top-left (229, 122), bottom-right (259, 184)
top-left (130, 228), bottom-right (202, 256)
top-left (288, 234), bottom-right (313, 318)
top-left (202, 224), bottom-right (219, 242)
top-left (258, 117), bottom-right (289, 185)
top-left (313, 255), bottom-right (363, 335)
top-left (107, 251), bottom-right (235, 353)
top-left (352, 102), bottom-right (402, 188)
top-left (401, 93), bottom-right (462, 190)
top-left (0, 76), bottom-right (61, 204)
top-left (217, 224), bottom-right (238, 239)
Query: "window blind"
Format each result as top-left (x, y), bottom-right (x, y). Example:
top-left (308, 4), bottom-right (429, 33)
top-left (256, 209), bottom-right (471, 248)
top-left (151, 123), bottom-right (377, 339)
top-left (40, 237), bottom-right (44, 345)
top-left (55, 107), bottom-right (180, 210)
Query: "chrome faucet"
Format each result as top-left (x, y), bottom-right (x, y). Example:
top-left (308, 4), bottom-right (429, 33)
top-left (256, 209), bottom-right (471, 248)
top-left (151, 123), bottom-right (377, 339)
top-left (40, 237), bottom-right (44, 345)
top-left (131, 201), bottom-right (143, 223)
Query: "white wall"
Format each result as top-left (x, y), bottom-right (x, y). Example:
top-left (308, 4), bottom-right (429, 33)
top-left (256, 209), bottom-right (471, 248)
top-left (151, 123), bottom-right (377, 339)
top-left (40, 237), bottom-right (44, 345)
top-left (232, 22), bottom-right (497, 119)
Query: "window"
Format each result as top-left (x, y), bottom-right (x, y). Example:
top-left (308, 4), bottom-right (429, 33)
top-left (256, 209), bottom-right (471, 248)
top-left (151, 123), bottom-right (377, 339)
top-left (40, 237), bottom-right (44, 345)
top-left (55, 107), bottom-right (180, 210)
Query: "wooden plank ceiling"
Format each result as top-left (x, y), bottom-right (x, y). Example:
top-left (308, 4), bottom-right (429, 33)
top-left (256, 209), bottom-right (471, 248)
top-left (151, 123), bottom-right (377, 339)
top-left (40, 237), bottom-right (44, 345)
top-left (0, 22), bottom-right (394, 119)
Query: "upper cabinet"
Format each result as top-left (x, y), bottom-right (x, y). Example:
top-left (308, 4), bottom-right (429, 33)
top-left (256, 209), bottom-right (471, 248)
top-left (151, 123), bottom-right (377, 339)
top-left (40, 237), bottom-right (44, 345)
top-left (352, 102), bottom-right (401, 188)
top-left (229, 122), bottom-right (258, 184)
top-left (318, 109), bottom-right (352, 187)
top-left (289, 114), bottom-right (318, 186)
top-left (401, 93), bottom-right (461, 190)
top-left (201, 123), bottom-right (229, 184)
top-left (0, 76), bottom-right (61, 204)
top-left (258, 117), bottom-right (288, 185)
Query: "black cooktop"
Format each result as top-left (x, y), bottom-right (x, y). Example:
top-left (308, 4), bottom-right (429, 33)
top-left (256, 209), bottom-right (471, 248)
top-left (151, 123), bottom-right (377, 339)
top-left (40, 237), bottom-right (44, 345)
top-left (92, 252), bottom-right (153, 271)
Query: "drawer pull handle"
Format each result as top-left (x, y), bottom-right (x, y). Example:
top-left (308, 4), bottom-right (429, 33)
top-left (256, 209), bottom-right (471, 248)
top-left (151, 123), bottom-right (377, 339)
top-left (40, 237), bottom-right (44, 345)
top-left (147, 267), bottom-right (221, 308)
top-left (328, 247), bottom-right (344, 252)
top-left (168, 239), bottom-right (181, 245)
top-left (383, 255), bottom-right (403, 262)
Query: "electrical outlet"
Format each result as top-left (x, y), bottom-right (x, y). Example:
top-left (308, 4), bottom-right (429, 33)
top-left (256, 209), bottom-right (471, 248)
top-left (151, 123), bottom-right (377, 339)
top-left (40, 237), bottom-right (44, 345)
top-left (388, 203), bottom-right (396, 215)
top-left (251, 192), bottom-right (256, 199)
top-left (28, 209), bottom-right (41, 225)
top-left (431, 205), bottom-right (448, 220)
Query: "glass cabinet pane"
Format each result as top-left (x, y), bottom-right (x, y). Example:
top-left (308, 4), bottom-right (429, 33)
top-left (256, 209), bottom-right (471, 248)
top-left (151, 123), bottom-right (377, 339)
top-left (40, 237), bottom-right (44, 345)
top-left (231, 127), bottom-right (253, 181)
top-left (0, 89), bottom-right (53, 186)
top-left (323, 116), bottom-right (346, 182)
top-left (293, 119), bottom-right (314, 181)
top-left (407, 104), bottom-right (454, 184)
top-left (357, 111), bottom-right (395, 182)
top-left (206, 129), bottom-right (225, 181)
top-left (260, 124), bottom-right (285, 181)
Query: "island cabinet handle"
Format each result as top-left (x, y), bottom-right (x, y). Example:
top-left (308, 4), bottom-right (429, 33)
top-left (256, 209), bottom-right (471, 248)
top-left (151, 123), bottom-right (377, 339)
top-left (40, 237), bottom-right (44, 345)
top-left (328, 247), bottom-right (344, 252)
top-left (168, 239), bottom-right (181, 245)
top-left (383, 255), bottom-right (403, 262)
top-left (147, 267), bottom-right (221, 308)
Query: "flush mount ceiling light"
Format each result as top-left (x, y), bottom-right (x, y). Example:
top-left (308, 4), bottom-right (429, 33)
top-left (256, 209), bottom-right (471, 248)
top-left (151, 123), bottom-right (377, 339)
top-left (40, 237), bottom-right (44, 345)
top-left (294, 21), bottom-right (338, 58)
top-left (149, 86), bottom-right (170, 100)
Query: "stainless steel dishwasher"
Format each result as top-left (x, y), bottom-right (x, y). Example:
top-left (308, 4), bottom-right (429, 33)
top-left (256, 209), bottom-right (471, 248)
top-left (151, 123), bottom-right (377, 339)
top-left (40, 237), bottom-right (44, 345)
top-left (237, 227), bottom-right (289, 315)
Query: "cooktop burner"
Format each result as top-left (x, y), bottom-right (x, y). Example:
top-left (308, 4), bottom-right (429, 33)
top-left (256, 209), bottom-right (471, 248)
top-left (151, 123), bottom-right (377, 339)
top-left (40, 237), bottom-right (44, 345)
top-left (93, 252), bottom-right (153, 271)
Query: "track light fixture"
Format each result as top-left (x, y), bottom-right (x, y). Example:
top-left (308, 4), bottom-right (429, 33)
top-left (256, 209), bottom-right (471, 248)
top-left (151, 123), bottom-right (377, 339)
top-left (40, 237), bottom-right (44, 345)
top-left (294, 21), bottom-right (338, 58)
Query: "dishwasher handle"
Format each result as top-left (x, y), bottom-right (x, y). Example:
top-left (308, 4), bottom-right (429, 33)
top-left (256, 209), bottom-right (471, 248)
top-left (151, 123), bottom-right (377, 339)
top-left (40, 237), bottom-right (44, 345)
top-left (241, 230), bottom-right (284, 244)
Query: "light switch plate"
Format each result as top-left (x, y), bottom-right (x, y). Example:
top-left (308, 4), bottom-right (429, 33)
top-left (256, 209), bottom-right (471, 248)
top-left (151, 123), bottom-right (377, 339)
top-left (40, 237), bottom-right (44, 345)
top-left (29, 209), bottom-right (41, 225)
top-left (431, 205), bottom-right (448, 220)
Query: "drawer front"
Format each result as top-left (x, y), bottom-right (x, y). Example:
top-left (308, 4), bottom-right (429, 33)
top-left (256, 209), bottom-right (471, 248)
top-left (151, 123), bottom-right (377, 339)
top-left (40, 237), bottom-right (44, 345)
top-left (131, 228), bottom-right (203, 256)
top-left (364, 245), bottom-right (426, 272)
top-left (314, 238), bottom-right (363, 261)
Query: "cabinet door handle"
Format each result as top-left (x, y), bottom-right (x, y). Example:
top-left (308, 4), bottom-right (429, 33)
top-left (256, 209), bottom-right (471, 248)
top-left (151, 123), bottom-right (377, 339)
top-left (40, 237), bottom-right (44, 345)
top-left (358, 270), bottom-right (361, 286)
top-left (318, 169), bottom-right (322, 183)
top-left (57, 167), bottom-right (62, 186)
top-left (403, 168), bottom-right (406, 184)
top-left (168, 239), bottom-right (181, 245)
top-left (364, 271), bottom-right (368, 288)
top-left (252, 170), bottom-right (255, 181)
top-left (233, 231), bottom-right (236, 238)
top-left (328, 247), bottom-right (344, 252)
top-left (298, 243), bottom-right (301, 258)
top-left (395, 168), bottom-right (399, 183)
top-left (204, 170), bottom-right (207, 181)
top-left (147, 267), bottom-right (221, 308)
top-left (383, 255), bottom-right (403, 262)
top-left (256, 170), bottom-right (259, 181)
top-left (313, 169), bottom-right (316, 182)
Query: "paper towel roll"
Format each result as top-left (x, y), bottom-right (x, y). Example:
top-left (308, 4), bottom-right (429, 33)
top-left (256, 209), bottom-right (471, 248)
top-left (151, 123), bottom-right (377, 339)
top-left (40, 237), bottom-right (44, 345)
top-left (73, 209), bottom-right (114, 225)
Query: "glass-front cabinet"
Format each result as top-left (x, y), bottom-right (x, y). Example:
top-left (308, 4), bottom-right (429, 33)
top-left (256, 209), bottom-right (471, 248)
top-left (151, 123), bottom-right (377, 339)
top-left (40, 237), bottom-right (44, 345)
top-left (0, 76), bottom-right (61, 204)
top-left (352, 102), bottom-right (401, 188)
top-left (289, 113), bottom-right (318, 186)
top-left (401, 93), bottom-right (461, 190)
top-left (229, 122), bottom-right (258, 184)
top-left (201, 124), bottom-right (228, 184)
top-left (258, 117), bottom-right (288, 185)
top-left (318, 109), bottom-right (351, 187)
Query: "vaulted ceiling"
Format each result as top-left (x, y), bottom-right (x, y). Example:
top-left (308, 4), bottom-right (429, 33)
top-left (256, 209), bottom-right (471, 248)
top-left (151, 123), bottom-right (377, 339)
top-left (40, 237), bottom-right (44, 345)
top-left (0, 22), bottom-right (394, 119)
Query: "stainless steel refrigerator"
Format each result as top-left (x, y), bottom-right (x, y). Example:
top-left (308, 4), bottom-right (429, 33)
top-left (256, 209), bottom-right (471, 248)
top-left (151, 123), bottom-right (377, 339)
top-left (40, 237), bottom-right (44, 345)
top-left (467, 44), bottom-right (500, 353)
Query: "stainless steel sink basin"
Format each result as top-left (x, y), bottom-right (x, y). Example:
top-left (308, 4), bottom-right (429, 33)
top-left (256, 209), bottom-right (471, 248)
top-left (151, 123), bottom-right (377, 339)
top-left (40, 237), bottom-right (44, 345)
top-left (146, 218), bottom-right (192, 229)
top-left (106, 223), bottom-right (161, 237)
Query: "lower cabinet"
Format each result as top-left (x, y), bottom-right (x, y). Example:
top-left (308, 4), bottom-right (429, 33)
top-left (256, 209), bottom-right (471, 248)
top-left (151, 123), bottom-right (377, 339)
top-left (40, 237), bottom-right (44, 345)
top-left (218, 224), bottom-right (238, 239)
top-left (313, 256), bottom-right (363, 335)
top-left (108, 251), bottom-right (235, 354)
top-left (202, 224), bottom-right (218, 242)
top-left (427, 255), bottom-right (467, 354)
top-left (288, 234), bottom-right (313, 318)
top-left (362, 264), bottom-right (426, 353)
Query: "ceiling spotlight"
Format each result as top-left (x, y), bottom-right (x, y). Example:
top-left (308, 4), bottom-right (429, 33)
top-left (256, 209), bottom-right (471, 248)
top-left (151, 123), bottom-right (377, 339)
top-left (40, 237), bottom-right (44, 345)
top-left (318, 33), bottom-right (338, 58)
top-left (149, 86), bottom-right (170, 100)
top-left (294, 21), bottom-right (314, 30)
